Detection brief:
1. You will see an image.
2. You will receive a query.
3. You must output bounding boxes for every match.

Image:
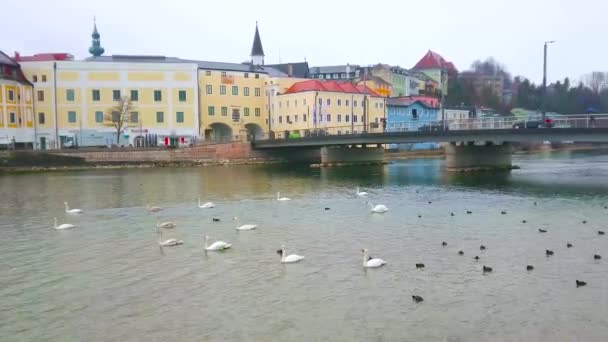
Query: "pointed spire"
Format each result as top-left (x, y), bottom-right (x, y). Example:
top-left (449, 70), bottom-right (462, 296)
top-left (250, 22), bottom-right (264, 66)
top-left (89, 17), bottom-right (105, 57)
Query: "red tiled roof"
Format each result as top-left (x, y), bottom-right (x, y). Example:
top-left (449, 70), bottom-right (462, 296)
top-left (390, 96), bottom-right (439, 108)
top-left (413, 50), bottom-right (457, 73)
top-left (14, 52), bottom-right (74, 62)
top-left (284, 79), bottom-right (381, 96)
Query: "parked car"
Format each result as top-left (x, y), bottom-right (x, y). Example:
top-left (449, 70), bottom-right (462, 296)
top-left (418, 123), bottom-right (446, 132)
top-left (512, 119), bottom-right (554, 129)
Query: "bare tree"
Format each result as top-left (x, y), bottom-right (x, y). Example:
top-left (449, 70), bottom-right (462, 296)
top-left (104, 96), bottom-right (135, 145)
top-left (582, 71), bottom-right (608, 93)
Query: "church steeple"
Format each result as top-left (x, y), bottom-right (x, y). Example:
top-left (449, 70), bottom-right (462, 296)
top-left (250, 22), bottom-right (264, 66)
top-left (88, 17), bottom-right (105, 57)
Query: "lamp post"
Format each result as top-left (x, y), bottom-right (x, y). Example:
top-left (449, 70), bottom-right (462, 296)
top-left (542, 40), bottom-right (556, 122)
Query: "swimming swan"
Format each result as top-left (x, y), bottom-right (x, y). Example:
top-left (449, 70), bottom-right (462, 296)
top-left (54, 217), bottom-right (76, 230)
top-left (233, 217), bottom-right (257, 231)
top-left (362, 249), bottom-right (386, 268)
top-left (198, 198), bottom-right (215, 209)
top-left (367, 202), bottom-right (388, 213)
top-left (64, 202), bottom-right (83, 214)
top-left (277, 192), bottom-right (291, 201)
top-left (277, 245), bottom-right (304, 263)
top-left (204, 235), bottom-right (232, 251)
top-left (356, 187), bottom-right (368, 196)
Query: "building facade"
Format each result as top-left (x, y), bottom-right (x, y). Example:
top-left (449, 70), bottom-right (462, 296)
top-left (386, 97), bottom-right (440, 150)
top-left (269, 79), bottom-right (385, 138)
top-left (0, 51), bottom-right (34, 148)
top-left (411, 50), bottom-right (457, 96)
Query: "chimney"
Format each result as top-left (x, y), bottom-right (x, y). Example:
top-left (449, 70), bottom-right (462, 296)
top-left (287, 64), bottom-right (293, 77)
top-left (346, 63), bottom-right (351, 77)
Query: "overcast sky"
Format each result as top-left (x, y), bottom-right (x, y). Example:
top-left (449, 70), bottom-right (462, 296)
top-left (3, 0), bottom-right (606, 84)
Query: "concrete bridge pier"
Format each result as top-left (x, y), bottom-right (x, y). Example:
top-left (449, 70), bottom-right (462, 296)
top-left (445, 141), bottom-right (513, 171)
top-left (320, 145), bottom-right (384, 166)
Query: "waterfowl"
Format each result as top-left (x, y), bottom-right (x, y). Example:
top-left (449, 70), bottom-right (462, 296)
top-left (212, 218), bottom-right (220, 222)
top-left (458, 250), bottom-right (464, 256)
top-left (546, 250), bottom-right (554, 256)
top-left (356, 187), bottom-right (368, 197)
top-left (412, 295), bottom-right (424, 303)
top-left (417, 215), bottom-right (422, 218)
top-left (204, 235), bottom-right (232, 251)
top-left (147, 205), bottom-right (163, 213)
top-left (501, 210), bottom-right (507, 215)
top-left (276, 192), bottom-right (291, 201)
top-left (466, 210), bottom-right (472, 214)
top-left (538, 229), bottom-right (547, 233)
top-left (527, 265), bottom-right (534, 271)
top-left (415, 263), bottom-right (425, 269)
top-left (582, 220), bottom-right (588, 224)
top-left (450, 212), bottom-right (455, 217)
top-left (483, 266), bottom-right (493, 273)
top-left (442, 241), bottom-right (447, 247)
top-left (598, 230), bottom-right (605, 235)
top-left (594, 254), bottom-right (602, 260)
top-left (480, 245), bottom-right (486, 250)
top-left (198, 198), bottom-right (215, 209)
top-left (157, 230), bottom-right (183, 247)
top-left (276, 245), bottom-right (304, 263)
top-left (474, 256), bottom-right (480, 261)
top-left (522, 220), bottom-right (527, 223)
top-left (157, 221), bottom-right (177, 229)
top-left (362, 249), bottom-right (386, 268)
top-left (567, 243), bottom-right (573, 248)
top-left (576, 280), bottom-right (587, 287)
top-left (428, 201), bottom-right (432, 204)
top-left (64, 202), bottom-right (83, 214)
top-left (233, 217), bottom-right (257, 231)
top-left (53, 217), bottom-right (76, 230)
top-left (367, 202), bottom-right (388, 214)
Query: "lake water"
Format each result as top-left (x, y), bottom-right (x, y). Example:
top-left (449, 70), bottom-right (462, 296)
top-left (1, 150), bottom-right (608, 341)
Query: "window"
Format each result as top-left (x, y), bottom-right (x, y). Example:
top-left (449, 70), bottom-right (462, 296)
top-left (8, 90), bottom-right (14, 101)
top-left (232, 109), bottom-right (240, 122)
top-left (286, 100), bottom-right (289, 108)
top-left (338, 114), bottom-right (342, 122)
top-left (255, 108), bottom-right (261, 116)
top-left (255, 74), bottom-right (259, 79)
top-left (295, 100), bottom-right (298, 107)
top-left (412, 108), bottom-right (418, 119)
top-left (221, 107), bottom-right (228, 116)
top-left (41, 75), bottom-right (47, 82)
top-left (295, 115), bottom-right (299, 122)
top-left (326, 114), bottom-right (331, 122)
top-left (206, 85), bottom-right (213, 95)
top-left (33, 75), bottom-right (38, 82)
top-left (375, 102), bottom-right (378, 108)
top-left (232, 86), bottom-right (238, 95)
top-left (326, 99), bottom-right (331, 106)
top-left (113, 90), bottom-right (121, 101)
top-left (37, 90), bottom-right (44, 101)
top-left (380, 102), bottom-right (384, 108)
top-left (95, 111), bottom-right (103, 123)
top-left (9, 112), bottom-right (16, 123)
top-left (319, 74), bottom-right (324, 79)
top-left (130, 90), bottom-right (138, 101)
top-left (319, 113), bottom-right (323, 122)
top-left (346, 99), bottom-right (349, 106)
top-left (303, 114), bottom-right (307, 122)
top-left (176, 111), bottom-right (184, 123)
top-left (287, 115), bottom-right (291, 123)
top-left (333, 73), bottom-right (339, 78)
top-left (179, 90), bottom-right (187, 102)
top-left (221, 72), bottom-right (227, 77)
top-left (354, 100), bottom-right (358, 107)
top-left (353, 115), bottom-right (358, 122)
top-left (244, 73), bottom-right (249, 78)
top-left (338, 99), bottom-right (342, 106)
top-left (156, 111), bottom-right (164, 123)
top-left (112, 111), bottom-right (120, 122)
top-left (205, 70), bottom-right (211, 76)
top-left (68, 111), bottom-right (76, 123)
top-left (279, 101), bottom-right (281, 108)
top-left (154, 90), bottom-right (162, 102)
top-left (92, 89), bottom-right (100, 101)
top-left (244, 107), bottom-right (250, 116)
top-left (279, 116), bottom-right (283, 124)
top-left (303, 99), bottom-right (307, 105)
top-left (208, 106), bottom-right (215, 116)
top-left (319, 98), bottom-right (322, 106)
top-left (244, 87), bottom-right (250, 96)
top-left (345, 115), bottom-right (350, 122)
top-left (66, 89), bottom-right (75, 101)
top-left (220, 85), bottom-right (226, 95)
top-left (255, 87), bottom-right (261, 96)
top-left (38, 112), bottom-right (45, 124)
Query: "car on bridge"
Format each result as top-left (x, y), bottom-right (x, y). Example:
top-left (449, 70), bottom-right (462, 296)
top-left (512, 119), bottom-right (554, 129)
top-left (418, 123), bottom-right (447, 132)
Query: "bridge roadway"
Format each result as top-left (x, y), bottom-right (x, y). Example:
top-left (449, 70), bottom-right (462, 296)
top-left (252, 128), bottom-right (608, 149)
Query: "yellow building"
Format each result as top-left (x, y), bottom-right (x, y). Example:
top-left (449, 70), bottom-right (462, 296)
top-left (0, 51), bottom-right (34, 148)
top-left (270, 79), bottom-right (386, 138)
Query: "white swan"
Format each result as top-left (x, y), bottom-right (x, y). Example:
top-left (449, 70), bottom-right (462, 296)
top-left (367, 202), bottom-right (388, 213)
top-left (157, 229), bottom-right (183, 246)
top-left (54, 217), bottom-right (76, 230)
top-left (157, 220), bottom-right (177, 229)
top-left (356, 187), bottom-right (368, 196)
top-left (204, 235), bottom-right (232, 251)
top-left (146, 204), bottom-right (163, 213)
top-left (233, 217), bottom-right (257, 231)
top-left (362, 249), bottom-right (386, 268)
top-left (64, 202), bottom-right (83, 214)
top-left (277, 245), bottom-right (304, 263)
top-left (277, 192), bottom-right (291, 201)
top-left (198, 198), bottom-right (215, 209)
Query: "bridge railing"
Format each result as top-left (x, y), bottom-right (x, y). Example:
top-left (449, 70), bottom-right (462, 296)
top-left (253, 114), bottom-right (608, 141)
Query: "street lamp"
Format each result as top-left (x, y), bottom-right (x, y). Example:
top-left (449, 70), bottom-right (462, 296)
top-left (542, 40), bottom-right (556, 121)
